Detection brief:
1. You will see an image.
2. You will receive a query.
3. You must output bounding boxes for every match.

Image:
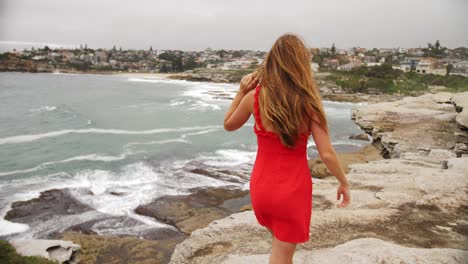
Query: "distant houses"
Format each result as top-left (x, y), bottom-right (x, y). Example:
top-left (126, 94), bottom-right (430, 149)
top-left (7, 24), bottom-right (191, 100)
top-left (2, 43), bottom-right (467, 76)
top-left (311, 62), bottom-right (320, 72)
top-left (337, 61), bottom-right (363, 71)
top-left (452, 61), bottom-right (468, 77)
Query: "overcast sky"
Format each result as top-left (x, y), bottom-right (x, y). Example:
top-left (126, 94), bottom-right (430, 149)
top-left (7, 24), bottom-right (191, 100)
top-left (1, 0), bottom-right (467, 51)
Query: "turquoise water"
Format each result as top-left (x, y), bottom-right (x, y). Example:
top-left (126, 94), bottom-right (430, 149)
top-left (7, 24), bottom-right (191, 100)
top-left (0, 72), bottom-right (366, 238)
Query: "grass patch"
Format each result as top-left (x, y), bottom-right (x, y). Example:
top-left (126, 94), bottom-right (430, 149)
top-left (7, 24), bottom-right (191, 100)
top-left (326, 64), bottom-right (468, 94)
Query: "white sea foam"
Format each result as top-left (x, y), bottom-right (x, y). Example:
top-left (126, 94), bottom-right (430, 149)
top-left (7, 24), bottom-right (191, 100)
top-left (200, 149), bottom-right (256, 167)
top-left (0, 219), bottom-right (30, 236)
top-left (0, 127), bottom-right (221, 177)
top-left (29, 105), bottom-right (57, 113)
top-left (180, 128), bottom-right (220, 138)
top-left (124, 138), bottom-right (191, 148)
top-left (307, 139), bottom-right (367, 149)
top-left (90, 214), bottom-right (176, 236)
top-left (124, 128), bottom-right (220, 149)
top-left (68, 162), bottom-right (163, 215)
top-left (169, 99), bottom-right (186, 106)
top-left (127, 77), bottom-right (189, 85)
top-left (0, 147), bottom-right (254, 236)
top-left (0, 125), bottom-right (222, 145)
top-left (187, 101), bottom-right (222, 111)
top-left (0, 166), bottom-right (44, 177)
top-left (175, 81), bottom-right (237, 111)
top-left (66, 162), bottom-right (200, 216)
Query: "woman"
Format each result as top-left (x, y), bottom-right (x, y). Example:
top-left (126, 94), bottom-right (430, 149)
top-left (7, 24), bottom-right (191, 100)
top-left (223, 33), bottom-right (350, 264)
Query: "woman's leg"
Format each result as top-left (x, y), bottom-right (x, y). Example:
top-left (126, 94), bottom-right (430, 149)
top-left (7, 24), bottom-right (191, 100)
top-left (269, 235), bottom-right (297, 264)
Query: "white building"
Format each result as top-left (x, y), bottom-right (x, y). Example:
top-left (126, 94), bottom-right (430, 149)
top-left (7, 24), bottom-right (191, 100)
top-left (451, 61), bottom-right (468, 77)
top-left (337, 62), bottom-right (363, 71)
top-left (311, 62), bottom-right (320, 72)
top-left (416, 59), bottom-right (434, 74)
top-left (366, 62), bottom-right (382, 67)
top-left (32, 55), bottom-right (46, 60)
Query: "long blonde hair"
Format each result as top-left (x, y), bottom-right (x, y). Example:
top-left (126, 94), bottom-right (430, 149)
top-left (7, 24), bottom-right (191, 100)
top-left (253, 33), bottom-right (328, 148)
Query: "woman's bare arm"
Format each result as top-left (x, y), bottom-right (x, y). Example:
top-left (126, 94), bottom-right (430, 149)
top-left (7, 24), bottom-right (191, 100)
top-left (224, 73), bottom-right (258, 131)
top-left (310, 118), bottom-right (351, 208)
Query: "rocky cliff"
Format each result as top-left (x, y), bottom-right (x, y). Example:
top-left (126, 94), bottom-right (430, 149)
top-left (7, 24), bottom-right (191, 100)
top-left (168, 92), bottom-right (468, 264)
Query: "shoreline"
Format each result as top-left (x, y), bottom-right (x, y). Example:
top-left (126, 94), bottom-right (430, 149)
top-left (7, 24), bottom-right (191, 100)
top-left (0, 70), bottom-right (403, 103)
top-left (0, 143), bottom-right (378, 263)
top-left (0, 69), bottom-right (173, 78)
top-left (3, 74), bottom-right (466, 263)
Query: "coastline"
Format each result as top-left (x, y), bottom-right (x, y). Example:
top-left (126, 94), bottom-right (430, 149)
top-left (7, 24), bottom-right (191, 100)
top-left (3, 73), bottom-right (466, 263)
top-left (0, 72), bottom-right (381, 263)
top-left (0, 70), bottom-right (404, 104)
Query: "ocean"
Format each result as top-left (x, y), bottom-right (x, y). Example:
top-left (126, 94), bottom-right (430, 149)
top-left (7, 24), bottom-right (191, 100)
top-left (0, 72), bottom-right (367, 239)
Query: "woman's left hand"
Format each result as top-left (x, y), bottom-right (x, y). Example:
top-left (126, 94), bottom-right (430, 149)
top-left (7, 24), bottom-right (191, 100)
top-left (239, 73), bottom-right (259, 94)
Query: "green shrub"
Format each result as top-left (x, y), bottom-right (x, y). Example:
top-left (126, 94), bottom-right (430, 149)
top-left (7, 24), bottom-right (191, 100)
top-left (326, 64), bottom-right (468, 94)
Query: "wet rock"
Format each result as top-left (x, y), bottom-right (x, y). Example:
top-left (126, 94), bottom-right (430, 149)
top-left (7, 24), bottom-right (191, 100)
top-left (5, 188), bottom-right (93, 223)
top-left (135, 186), bottom-right (250, 234)
top-left (10, 239), bottom-right (80, 264)
top-left (60, 216), bottom-right (186, 241)
top-left (239, 204), bottom-right (252, 212)
top-left (168, 70), bottom-right (244, 83)
top-left (189, 168), bottom-right (244, 184)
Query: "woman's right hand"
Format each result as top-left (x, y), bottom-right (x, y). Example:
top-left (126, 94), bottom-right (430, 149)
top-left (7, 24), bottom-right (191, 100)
top-left (239, 73), bottom-right (259, 94)
top-left (336, 184), bottom-right (351, 208)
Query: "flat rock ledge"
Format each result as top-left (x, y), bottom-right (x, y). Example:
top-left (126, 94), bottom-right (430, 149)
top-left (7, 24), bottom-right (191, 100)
top-left (222, 238), bottom-right (467, 264)
top-left (10, 239), bottom-right (80, 264)
top-left (452, 92), bottom-right (468, 130)
top-left (352, 92), bottom-right (468, 158)
top-left (168, 93), bottom-right (468, 264)
top-left (169, 149), bottom-right (468, 264)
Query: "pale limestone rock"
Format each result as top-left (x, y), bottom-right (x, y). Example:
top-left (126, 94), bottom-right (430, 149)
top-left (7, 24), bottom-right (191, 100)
top-left (431, 92), bottom-right (454, 104)
top-left (352, 93), bottom-right (459, 158)
top-left (222, 238), bottom-right (468, 264)
top-left (169, 147), bottom-right (468, 264)
top-left (169, 93), bottom-right (468, 264)
top-left (10, 239), bottom-right (80, 264)
top-left (452, 92), bottom-right (468, 129)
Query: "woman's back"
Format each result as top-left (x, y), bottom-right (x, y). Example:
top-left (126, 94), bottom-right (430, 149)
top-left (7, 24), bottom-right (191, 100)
top-left (250, 83), bottom-right (313, 243)
top-left (223, 33), bottom-right (350, 261)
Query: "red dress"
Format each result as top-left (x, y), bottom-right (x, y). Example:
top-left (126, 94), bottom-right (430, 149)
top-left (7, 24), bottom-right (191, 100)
top-left (250, 83), bottom-right (313, 243)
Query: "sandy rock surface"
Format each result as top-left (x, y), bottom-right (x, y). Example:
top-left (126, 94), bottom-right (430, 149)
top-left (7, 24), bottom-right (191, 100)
top-left (169, 92), bottom-right (468, 264)
top-left (10, 238), bottom-right (80, 264)
top-left (352, 92), bottom-right (468, 157)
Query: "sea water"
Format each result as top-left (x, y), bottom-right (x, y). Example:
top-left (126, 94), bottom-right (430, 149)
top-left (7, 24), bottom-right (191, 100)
top-left (0, 72), bottom-right (367, 238)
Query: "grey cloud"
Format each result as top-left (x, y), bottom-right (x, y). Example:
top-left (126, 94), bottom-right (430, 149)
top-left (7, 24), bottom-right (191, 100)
top-left (0, 0), bottom-right (467, 51)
